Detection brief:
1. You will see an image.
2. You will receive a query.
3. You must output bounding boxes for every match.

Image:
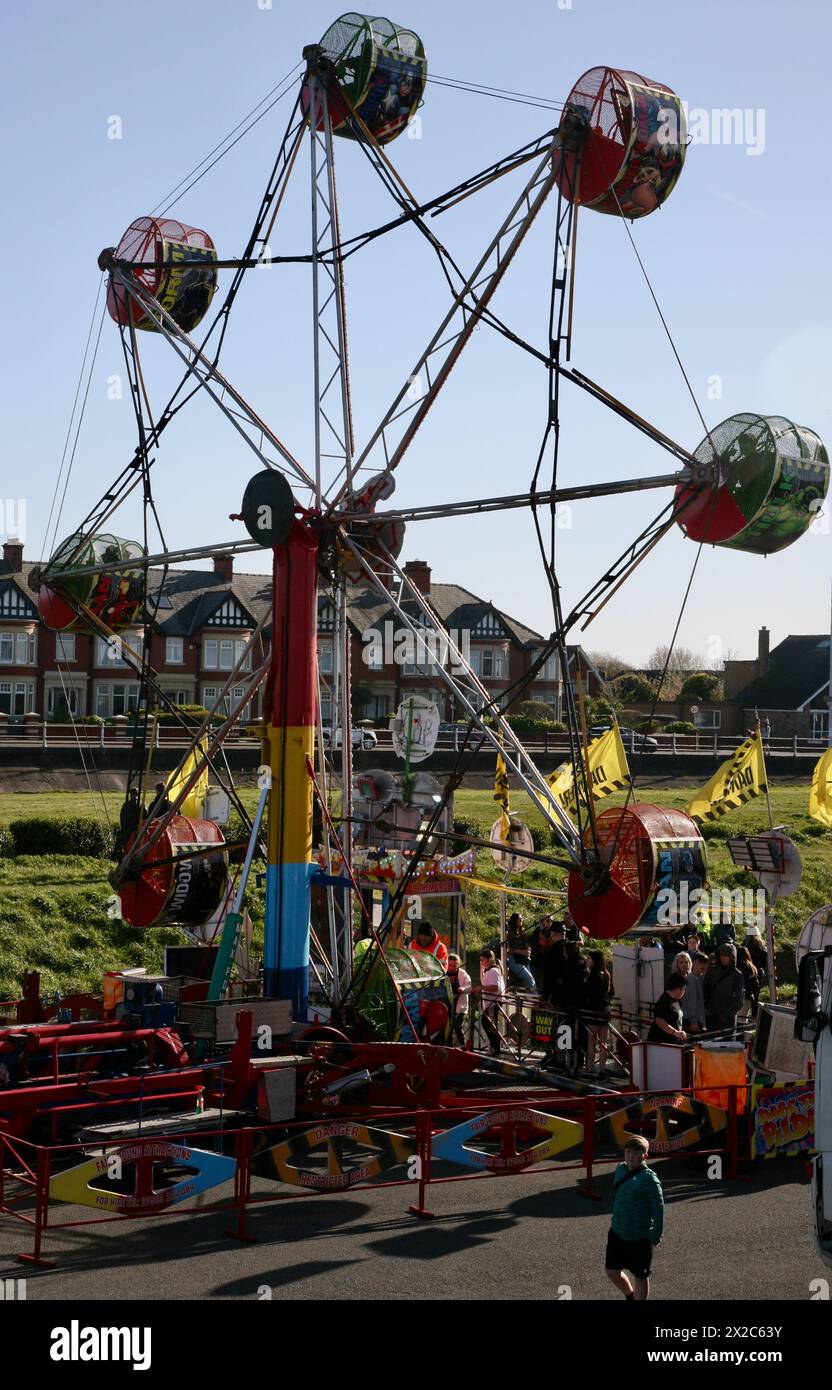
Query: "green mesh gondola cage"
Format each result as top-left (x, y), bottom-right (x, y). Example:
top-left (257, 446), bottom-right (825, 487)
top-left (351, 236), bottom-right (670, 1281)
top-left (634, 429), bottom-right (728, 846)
top-left (107, 216), bottom-right (218, 334)
top-left (555, 66), bottom-right (686, 218)
top-left (676, 414), bottom-right (830, 555)
top-left (354, 944), bottom-right (452, 1042)
top-left (308, 12), bottom-right (426, 145)
top-left (37, 532), bottom-right (146, 632)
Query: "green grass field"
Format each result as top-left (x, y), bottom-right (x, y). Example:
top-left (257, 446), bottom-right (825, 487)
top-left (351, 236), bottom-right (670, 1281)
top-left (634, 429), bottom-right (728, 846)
top-left (0, 785), bottom-right (828, 1001)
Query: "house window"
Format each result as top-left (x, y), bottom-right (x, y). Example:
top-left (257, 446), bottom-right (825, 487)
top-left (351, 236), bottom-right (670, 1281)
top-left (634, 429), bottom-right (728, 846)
top-left (811, 709), bottom-right (829, 740)
top-left (693, 709), bottom-right (721, 729)
top-left (471, 646), bottom-right (505, 679)
top-left (95, 683), bottom-right (140, 718)
top-left (203, 684), bottom-right (251, 722)
top-left (56, 633), bottom-right (76, 663)
top-left (0, 681), bottom-right (35, 715)
top-left (0, 631), bottom-right (36, 665)
top-left (319, 690), bottom-right (332, 726)
top-left (203, 637), bottom-right (251, 672)
top-left (318, 643), bottom-right (333, 674)
top-left (532, 649), bottom-right (557, 682)
top-left (96, 635), bottom-right (129, 668)
top-left (165, 637), bottom-right (184, 665)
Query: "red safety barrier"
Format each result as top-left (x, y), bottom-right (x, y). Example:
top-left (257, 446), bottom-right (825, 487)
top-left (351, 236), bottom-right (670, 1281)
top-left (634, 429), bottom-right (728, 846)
top-left (0, 1081), bottom-right (753, 1264)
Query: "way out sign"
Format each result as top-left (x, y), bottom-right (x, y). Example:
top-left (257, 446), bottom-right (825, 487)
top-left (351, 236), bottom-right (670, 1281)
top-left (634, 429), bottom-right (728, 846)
top-left (240, 469), bottom-right (295, 547)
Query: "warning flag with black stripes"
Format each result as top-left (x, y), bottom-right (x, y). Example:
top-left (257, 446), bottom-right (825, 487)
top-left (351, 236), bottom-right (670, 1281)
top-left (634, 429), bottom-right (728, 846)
top-left (687, 726), bottom-right (768, 824)
top-left (547, 724), bottom-right (630, 817)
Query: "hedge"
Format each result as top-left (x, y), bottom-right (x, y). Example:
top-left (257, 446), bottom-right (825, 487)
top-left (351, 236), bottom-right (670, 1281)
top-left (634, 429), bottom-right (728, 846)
top-left (8, 817), bottom-right (117, 858)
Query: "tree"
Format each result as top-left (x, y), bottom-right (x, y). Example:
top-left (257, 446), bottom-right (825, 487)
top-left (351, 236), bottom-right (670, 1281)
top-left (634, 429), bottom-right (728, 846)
top-left (646, 644), bottom-right (706, 673)
top-left (610, 672), bottom-right (656, 703)
top-left (515, 699), bottom-right (558, 721)
top-left (679, 671), bottom-right (721, 702)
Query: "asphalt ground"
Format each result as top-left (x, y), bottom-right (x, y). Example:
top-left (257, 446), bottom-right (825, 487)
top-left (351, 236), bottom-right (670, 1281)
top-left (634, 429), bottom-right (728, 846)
top-left (0, 1155), bottom-right (822, 1304)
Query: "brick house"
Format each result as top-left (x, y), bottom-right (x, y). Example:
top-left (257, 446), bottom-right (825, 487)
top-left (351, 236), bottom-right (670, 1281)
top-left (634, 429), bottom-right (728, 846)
top-left (326, 559), bottom-right (597, 725)
top-left (725, 626), bottom-right (831, 740)
top-left (0, 542), bottom-right (595, 727)
top-left (0, 540), bottom-right (271, 723)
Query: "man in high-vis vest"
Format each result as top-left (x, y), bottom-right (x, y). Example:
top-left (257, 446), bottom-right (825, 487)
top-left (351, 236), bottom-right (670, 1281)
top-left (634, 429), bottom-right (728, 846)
top-left (410, 921), bottom-right (449, 970)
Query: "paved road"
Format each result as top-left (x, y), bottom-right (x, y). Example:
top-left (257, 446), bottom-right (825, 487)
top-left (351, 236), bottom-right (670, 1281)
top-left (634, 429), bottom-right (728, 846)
top-left (0, 1158), bottom-right (822, 1302)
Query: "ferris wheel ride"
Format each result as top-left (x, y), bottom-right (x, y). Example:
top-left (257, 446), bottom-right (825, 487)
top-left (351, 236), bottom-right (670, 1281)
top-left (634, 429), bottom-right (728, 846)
top-left (33, 13), bottom-right (830, 1034)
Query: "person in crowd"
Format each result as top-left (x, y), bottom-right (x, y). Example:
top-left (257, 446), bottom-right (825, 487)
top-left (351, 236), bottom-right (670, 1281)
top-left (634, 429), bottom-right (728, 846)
top-left (647, 972), bottom-right (687, 1044)
top-left (478, 949), bottom-right (505, 1056)
top-left (530, 915), bottom-right (552, 982)
top-left (703, 942), bottom-right (744, 1034)
top-left (605, 1136), bottom-right (664, 1302)
top-left (684, 926), bottom-right (711, 958)
top-left (410, 920), bottom-right (449, 970)
top-left (564, 911), bottom-right (585, 943)
top-left (663, 925), bottom-right (689, 961)
top-left (563, 941), bottom-right (588, 1068)
top-left (711, 915), bottom-right (737, 952)
top-left (119, 787), bottom-right (142, 841)
top-left (736, 942), bottom-right (760, 1020)
top-left (743, 925), bottom-right (768, 990)
top-left (671, 951), bottom-right (704, 1035)
top-left (505, 911), bottom-right (536, 991)
top-left (543, 920), bottom-right (567, 1006)
top-left (147, 781), bottom-right (172, 818)
top-left (583, 949), bottom-right (613, 1074)
top-left (446, 952), bottom-right (472, 1045)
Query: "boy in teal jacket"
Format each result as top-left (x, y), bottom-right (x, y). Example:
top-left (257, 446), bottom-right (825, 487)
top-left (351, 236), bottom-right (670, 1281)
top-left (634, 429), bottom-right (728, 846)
top-left (605, 1136), bottom-right (664, 1301)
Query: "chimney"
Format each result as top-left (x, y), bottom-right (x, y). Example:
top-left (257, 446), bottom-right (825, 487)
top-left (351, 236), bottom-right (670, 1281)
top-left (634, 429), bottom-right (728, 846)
top-left (213, 553), bottom-right (234, 584)
top-left (757, 626), bottom-right (770, 677)
top-left (2, 539), bottom-right (23, 573)
top-left (402, 559), bottom-right (432, 595)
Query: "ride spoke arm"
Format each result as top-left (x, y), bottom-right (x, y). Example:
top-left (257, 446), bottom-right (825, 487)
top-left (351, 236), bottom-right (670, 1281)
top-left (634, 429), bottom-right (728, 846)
top-left (326, 135), bottom-right (562, 510)
top-left (341, 534), bottom-right (585, 867)
top-left (109, 268), bottom-right (315, 495)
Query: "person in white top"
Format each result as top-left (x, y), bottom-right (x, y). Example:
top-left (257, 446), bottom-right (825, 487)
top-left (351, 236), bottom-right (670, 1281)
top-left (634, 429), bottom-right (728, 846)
top-left (447, 952), bottom-right (472, 1046)
top-left (478, 949), bottom-right (505, 1056)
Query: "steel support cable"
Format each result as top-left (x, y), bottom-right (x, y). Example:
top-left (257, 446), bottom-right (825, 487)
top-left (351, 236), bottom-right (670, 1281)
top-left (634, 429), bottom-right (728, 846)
top-left (55, 655), bottom-right (114, 853)
top-left (118, 317), bottom-right (172, 817)
top-left (41, 276), bottom-right (106, 563)
top-left (43, 291), bottom-right (108, 567)
top-left (151, 61), bottom-right (304, 217)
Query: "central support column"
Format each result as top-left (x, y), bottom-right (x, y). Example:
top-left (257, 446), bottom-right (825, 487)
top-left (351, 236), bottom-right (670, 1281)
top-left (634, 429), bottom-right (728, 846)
top-left (263, 520), bottom-right (319, 1017)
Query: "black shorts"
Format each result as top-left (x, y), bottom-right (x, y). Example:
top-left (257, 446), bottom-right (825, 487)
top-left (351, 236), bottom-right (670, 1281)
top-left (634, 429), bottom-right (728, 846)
top-left (605, 1228), bottom-right (653, 1278)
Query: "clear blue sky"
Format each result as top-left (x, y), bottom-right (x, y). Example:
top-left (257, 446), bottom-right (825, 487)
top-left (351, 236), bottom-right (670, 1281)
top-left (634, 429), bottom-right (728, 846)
top-left (2, 0), bottom-right (830, 668)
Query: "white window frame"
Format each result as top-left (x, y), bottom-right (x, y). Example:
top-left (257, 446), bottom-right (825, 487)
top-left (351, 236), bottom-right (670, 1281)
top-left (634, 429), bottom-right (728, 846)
top-left (693, 709), bottom-right (721, 730)
top-left (95, 683), bottom-right (140, 718)
top-left (318, 642), bottom-right (333, 674)
top-left (165, 637), bottom-right (184, 665)
top-left (96, 635), bottom-right (128, 668)
top-left (0, 631), bottom-right (36, 665)
top-left (56, 633), bottom-right (76, 663)
top-left (203, 636), bottom-right (251, 673)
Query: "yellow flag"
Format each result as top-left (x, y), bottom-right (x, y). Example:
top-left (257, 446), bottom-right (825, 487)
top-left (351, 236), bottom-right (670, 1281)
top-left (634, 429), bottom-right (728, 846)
top-left (687, 726), bottom-right (767, 824)
top-left (809, 746), bottom-right (832, 828)
top-left (166, 739), bottom-right (209, 818)
top-left (493, 749), bottom-right (511, 843)
top-left (547, 725), bottom-right (630, 817)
